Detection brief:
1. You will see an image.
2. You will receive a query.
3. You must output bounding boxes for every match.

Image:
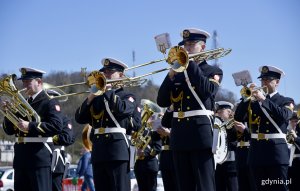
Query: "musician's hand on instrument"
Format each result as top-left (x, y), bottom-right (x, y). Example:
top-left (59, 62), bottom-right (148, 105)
top-left (17, 119), bottom-right (29, 133)
top-left (290, 129), bottom-right (297, 138)
top-left (0, 100), bottom-right (9, 111)
top-left (252, 90), bottom-right (265, 102)
top-left (157, 126), bottom-right (170, 137)
top-left (234, 121), bottom-right (246, 133)
top-left (168, 68), bottom-right (177, 80)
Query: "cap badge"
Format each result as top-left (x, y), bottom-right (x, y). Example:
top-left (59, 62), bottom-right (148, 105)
top-left (104, 59), bottom-right (110, 66)
top-left (21, 68), bottom-right (27, 75)
top-left (262, 66), bottom-right (269, 73)
top-left (183, 30), bottom-right (190, 39)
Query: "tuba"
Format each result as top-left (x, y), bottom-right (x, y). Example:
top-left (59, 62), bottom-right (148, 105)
top-left (0, 74), bottom-right (40, 132)
top-left (82, 124), bottom-right (93, 151)
top-left (131, 99), bottom-right (161, 153)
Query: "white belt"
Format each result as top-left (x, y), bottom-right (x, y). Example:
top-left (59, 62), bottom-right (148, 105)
top-left (294, 154), bottom-right (300, 158)
top-left (94, 127), bottom-right (126, 135)
top-left (237, 141), bottom-right (250, 147)
top-left (173, 110), bottom-right (214, 118)
top-left (251, 133), bottom-right (286, 140)
top-left (16, 137), bottom-right (53, 143)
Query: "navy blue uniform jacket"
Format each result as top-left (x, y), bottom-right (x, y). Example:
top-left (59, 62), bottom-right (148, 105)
top-left (157, 60), bottom-right (222, 150)
top-left (75, 88), bottom-right (140, 163)
top-left (234, 93), bottom-right (293, 166)
top-left (3, 90), bottom-right (63, 168)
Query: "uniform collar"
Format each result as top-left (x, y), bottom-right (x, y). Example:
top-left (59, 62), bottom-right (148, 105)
top-left (31, 89), bottom-right (43, 101)
top-left (268, 91), bottom-right (278, 98)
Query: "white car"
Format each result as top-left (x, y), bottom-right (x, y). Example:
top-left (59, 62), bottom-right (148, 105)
top-left (0, 166), bottom-right (14, 191)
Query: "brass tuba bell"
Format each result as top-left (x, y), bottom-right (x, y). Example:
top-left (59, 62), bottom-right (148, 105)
top-left (82, 124), bottom-right (93, 151)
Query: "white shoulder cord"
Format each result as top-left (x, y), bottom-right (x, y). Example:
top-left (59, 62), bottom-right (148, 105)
top-left (259, 104), bottom-right (284, 135)
top-left (183, 70), bottom-right (207, 112)
top-left (104, 98), bottom-right (129, 147)
top-left (183, 70), bottom-right (213, 127)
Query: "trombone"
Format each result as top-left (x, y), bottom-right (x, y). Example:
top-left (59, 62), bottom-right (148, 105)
top-left (125, 46), bottom-right (232, 73)
top-left (44, 45), bottom-right (232, 100)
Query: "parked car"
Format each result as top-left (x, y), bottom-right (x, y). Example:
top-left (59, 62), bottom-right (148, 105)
top-left (64, 164), bottom-right (78, 179)
top-left (0, 166), bottom-right (14, 191)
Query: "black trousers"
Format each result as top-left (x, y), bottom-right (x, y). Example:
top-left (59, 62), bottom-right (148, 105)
top-left (215, 162), bottom-right (238, 191)
top-left (52, 172), bottom-right (63, 191)
top-left (93, 161), bottom-right (130, 191)
top-left (14, 167), bottom-right (52, 191)
top-left (236, 166), bottom-right (256, 191)
top-left (251, 165), bottom-right (289, 191)
top-left (161, 169), bottom-right (178, 191)
top-left (173, 149), bottom-right (215, 191)
top-left (288, 159), bottom-right (300, 191)
top-left (134, 165), bottom-right (157, 191)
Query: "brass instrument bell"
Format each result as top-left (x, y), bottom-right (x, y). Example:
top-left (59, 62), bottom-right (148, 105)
top-left (82, 124), bottom-right (93, 151)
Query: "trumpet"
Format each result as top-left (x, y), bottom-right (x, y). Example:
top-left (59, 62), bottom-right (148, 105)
top-left (221, 118), bottom-right (236, 129)
top-left (240, 85), bottom-right (268, 101)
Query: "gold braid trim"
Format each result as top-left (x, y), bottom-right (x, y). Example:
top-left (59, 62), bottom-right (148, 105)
top-left (209, 78), bottom-right (220, 86)
top-left (37, 122), bottom-right (45, 134)
top-left (90, 106), bottom-right (104, 120)
top-left (285, 105), bottom-right (293, 111)
top-left (171, 91), bottom-right (183, 103)
top-left (247, 102), bottom-right (253, 133)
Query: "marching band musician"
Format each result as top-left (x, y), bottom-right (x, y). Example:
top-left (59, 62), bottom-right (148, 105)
top-left (232, 119), bottom-right (255, 191)
top-left (75, 58), bottom-right (141, 191)
top-left (214, 101), bottom-right (239, 191)
top-left (287, 111), bottom-right (300, 191)
top-left (156, 106), bottom-right (178, 191)
top-left (134, 109), bottom-right (162, 191)
top-left (47, 90), bottom-right (76, 191)
top-left (234, 65), bottom-right (293, 191)
top-left (2, 67), bottom-right (63, 191)
top-left (157, 28), bottom-right (223, 191)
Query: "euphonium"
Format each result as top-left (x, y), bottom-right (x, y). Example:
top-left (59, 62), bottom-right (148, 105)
top-left (131, 99), bottom-right (161, 151)
top-left (0, 74), bottom-right (40, 132)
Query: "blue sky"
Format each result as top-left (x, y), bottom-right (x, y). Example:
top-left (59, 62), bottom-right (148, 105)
top-left (1, 0), bottom-right (299, 103)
